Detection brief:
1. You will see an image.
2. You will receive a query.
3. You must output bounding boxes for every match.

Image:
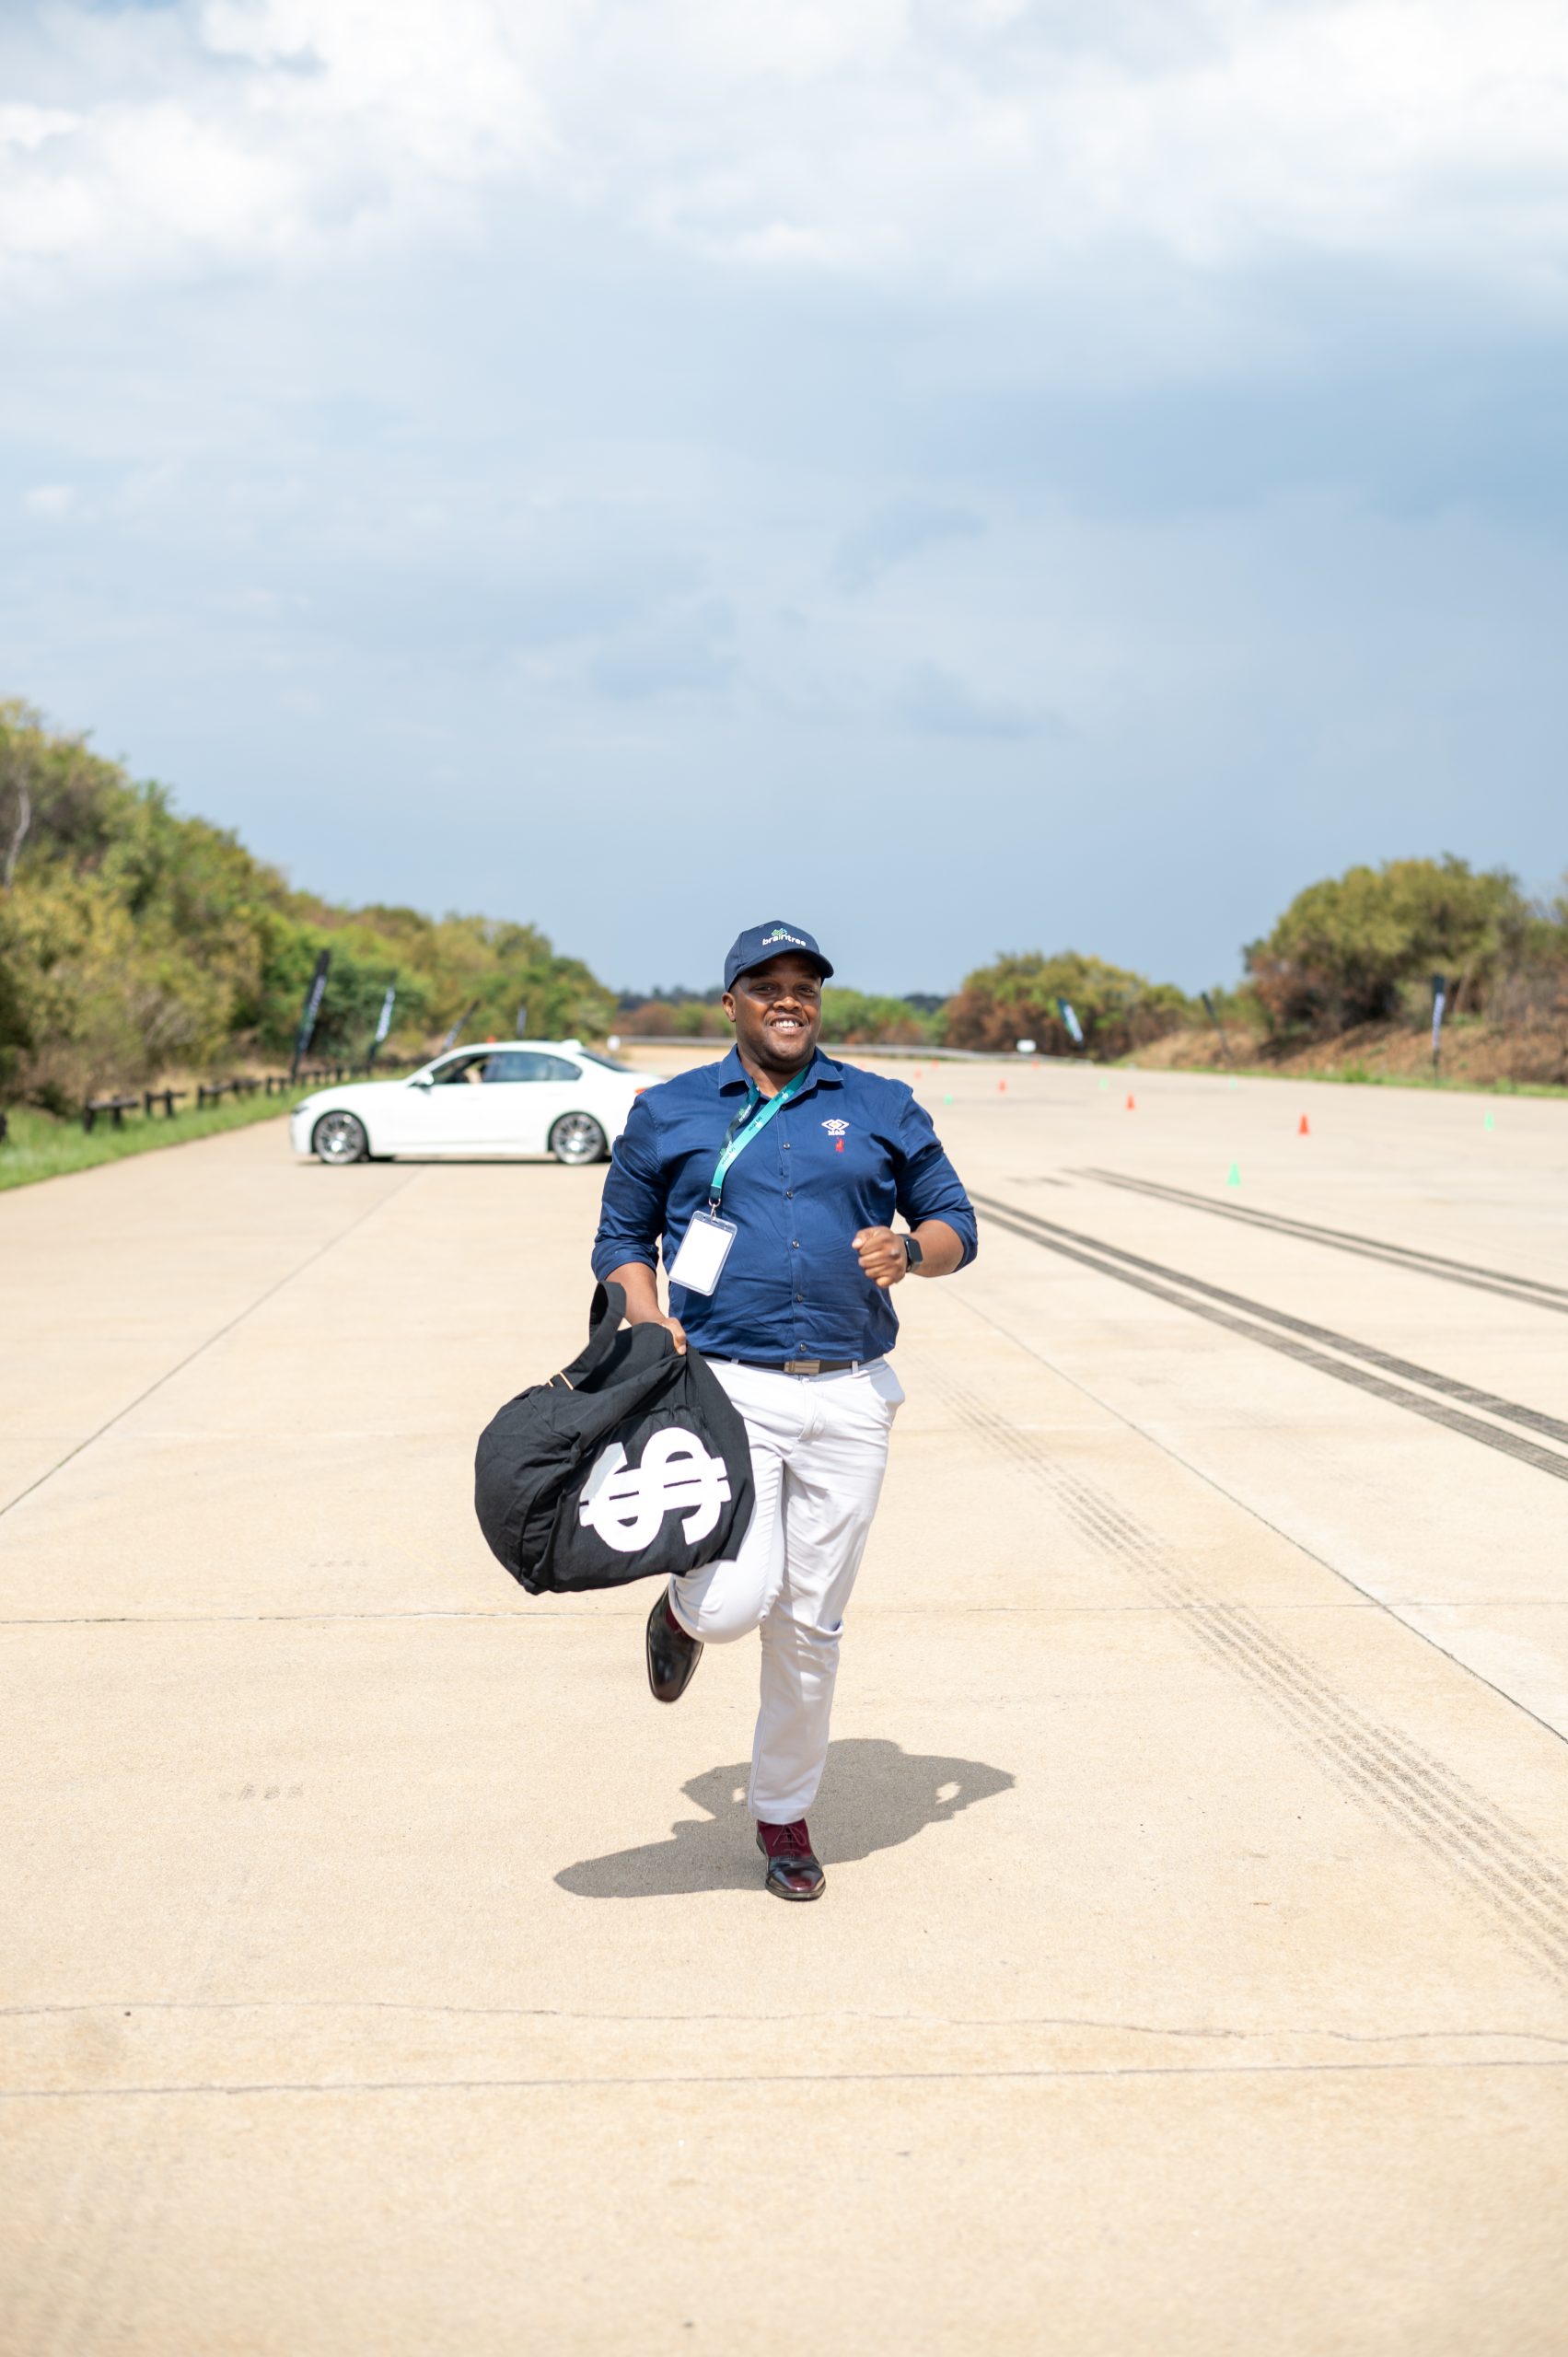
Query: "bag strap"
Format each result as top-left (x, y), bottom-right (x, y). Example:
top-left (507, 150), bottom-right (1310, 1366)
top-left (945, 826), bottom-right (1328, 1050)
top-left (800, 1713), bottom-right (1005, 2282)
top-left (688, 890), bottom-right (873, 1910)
top-left (555, 1281), bottom-right (633, 1389)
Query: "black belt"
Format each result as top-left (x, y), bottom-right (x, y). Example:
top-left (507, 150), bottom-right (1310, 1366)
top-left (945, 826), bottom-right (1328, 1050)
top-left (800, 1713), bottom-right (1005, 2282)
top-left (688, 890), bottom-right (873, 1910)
top-left (727, 1356), bottom-right (865, 1377)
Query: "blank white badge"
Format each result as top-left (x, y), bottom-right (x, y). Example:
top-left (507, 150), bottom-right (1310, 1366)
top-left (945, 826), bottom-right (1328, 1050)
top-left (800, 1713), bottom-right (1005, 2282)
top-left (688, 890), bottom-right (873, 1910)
top-left (668, 1209), bottom-right (738, 1295)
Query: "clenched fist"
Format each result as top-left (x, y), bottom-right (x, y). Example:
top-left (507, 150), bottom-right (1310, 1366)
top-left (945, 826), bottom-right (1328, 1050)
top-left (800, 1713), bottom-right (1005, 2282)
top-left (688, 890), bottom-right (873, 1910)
top-left (853, 1225), bottom-right (910, 1290)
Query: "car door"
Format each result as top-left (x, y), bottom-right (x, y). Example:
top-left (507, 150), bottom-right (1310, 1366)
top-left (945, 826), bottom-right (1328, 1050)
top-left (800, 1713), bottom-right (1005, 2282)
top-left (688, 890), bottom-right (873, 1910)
top-left (466, 1051), bottom-right (583, 1154)
top-left (400, 1051), bottom-right (494, 1151)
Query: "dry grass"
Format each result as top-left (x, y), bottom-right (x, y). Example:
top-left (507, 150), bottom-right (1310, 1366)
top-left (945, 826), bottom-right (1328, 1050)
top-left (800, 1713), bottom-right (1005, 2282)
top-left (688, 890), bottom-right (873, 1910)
top-left (1137, 1017), bottom-right (1568, 1095)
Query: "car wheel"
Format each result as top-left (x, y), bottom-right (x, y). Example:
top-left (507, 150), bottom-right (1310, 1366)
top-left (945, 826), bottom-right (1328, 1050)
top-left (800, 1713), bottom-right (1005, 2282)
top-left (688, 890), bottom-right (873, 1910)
top-left (312, 1110), bottom-right (369, 1165)
top-left (549, 1111), bottom-right (608, 1166)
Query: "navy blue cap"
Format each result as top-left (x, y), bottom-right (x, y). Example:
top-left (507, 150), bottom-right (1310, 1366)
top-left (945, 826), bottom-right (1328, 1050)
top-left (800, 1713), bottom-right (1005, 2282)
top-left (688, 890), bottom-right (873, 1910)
top-left (723, 922), bottom-right (834, 993)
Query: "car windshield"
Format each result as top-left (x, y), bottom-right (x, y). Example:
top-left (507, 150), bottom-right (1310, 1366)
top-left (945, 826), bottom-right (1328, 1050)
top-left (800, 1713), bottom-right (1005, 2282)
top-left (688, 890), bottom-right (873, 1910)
top-left (575, 1048), bottom-right (635, 1073)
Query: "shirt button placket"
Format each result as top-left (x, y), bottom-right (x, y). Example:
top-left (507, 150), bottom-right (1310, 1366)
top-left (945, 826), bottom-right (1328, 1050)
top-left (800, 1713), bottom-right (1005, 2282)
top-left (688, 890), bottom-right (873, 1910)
top-left (782, 1127), bottom-right (801, 1348)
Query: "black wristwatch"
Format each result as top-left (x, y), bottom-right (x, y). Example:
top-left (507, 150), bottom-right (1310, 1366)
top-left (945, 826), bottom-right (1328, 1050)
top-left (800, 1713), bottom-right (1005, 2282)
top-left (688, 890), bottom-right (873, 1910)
top-left (901, 1233), bottom-right (924, 1271)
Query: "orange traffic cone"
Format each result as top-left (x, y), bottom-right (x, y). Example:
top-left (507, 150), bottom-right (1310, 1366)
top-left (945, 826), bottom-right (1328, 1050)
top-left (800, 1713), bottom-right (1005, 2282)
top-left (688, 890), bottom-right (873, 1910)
top-left (998, 1079), bottom-right (1007, 1094)
top-left (1298, 1113), bottom-right (1310, 1136)
top-left (1125, 1094), bottom-right (1135, 1111)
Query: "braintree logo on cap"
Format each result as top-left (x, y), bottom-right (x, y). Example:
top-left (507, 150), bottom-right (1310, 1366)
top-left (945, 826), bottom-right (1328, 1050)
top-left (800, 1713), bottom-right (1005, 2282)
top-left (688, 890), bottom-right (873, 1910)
top-left (761, 927), bottom-right (807, 947)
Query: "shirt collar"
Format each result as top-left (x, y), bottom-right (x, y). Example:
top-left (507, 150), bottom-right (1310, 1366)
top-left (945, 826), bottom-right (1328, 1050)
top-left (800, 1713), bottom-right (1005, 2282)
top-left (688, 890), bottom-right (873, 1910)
top-left (716, 1044), bottom-right (843, 1096)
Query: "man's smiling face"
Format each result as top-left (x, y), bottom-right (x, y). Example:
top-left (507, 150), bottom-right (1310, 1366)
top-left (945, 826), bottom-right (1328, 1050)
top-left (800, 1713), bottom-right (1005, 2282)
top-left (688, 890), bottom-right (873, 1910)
top-left (724, 952), bottom-right (824, 1077)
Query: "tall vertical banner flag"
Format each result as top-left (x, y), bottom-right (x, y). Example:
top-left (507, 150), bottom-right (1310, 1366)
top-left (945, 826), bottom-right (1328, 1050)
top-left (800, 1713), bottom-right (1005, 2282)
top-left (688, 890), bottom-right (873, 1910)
top-left (290, 950), bottom-right (331, 1078)
top-left (366, 984), bottom-right (396, 1069)
top-left (1200, 991), bottom-right (1234, 1066)
top-left (1056, 998), bottom-right (1085, 1047)
top-left (1431, 974), bottom-right (1447, 1071)
top-left (438, 998), bottom-right (481, 1055)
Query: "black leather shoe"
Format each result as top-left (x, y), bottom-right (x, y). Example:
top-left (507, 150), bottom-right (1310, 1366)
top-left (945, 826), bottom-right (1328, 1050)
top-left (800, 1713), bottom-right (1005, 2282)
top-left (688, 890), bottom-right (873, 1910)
top-left (757, 1819), bottom-right (826, 1901)
top-left (645, 1588), bottom-right (703, 1704)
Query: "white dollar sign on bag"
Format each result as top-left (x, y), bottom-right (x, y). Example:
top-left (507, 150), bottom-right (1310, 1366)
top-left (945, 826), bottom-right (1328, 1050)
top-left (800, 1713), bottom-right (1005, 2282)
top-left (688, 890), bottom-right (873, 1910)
top-left (578, 1428), bottom-right (733, 1553)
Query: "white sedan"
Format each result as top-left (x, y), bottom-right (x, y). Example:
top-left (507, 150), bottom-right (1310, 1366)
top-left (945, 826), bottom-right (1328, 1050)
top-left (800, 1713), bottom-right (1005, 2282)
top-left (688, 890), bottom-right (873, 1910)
top-left (289, 1040), bottom-right (662, 1167)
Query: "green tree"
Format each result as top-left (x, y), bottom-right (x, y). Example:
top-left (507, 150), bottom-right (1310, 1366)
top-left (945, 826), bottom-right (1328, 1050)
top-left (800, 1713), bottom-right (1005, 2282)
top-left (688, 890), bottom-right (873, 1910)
top-left (819, 988), bottom-right (932, 1046)
top-left (0, 700), bottom-right (620, 1105)
top-left (1245, 856), bottom-right (1526, 1039)
top-left (945, 950), bottom-right (1191, 1056)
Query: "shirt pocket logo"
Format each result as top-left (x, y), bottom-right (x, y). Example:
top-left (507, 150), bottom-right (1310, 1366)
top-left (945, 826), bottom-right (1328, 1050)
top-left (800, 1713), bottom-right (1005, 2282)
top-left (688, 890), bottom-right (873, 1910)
top-left (821, 1118), bottom-right (850, 1154)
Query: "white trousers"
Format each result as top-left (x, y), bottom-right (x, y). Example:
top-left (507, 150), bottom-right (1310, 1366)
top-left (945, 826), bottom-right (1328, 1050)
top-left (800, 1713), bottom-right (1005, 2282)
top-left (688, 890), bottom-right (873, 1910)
top-left (668, 1357), bottom-right (905, 1825)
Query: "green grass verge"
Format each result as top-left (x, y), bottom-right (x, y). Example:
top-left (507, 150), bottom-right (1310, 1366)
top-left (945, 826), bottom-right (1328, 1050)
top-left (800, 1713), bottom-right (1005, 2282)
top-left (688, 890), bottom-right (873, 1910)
top-left (0, 1091), bottom-right (290, 1192)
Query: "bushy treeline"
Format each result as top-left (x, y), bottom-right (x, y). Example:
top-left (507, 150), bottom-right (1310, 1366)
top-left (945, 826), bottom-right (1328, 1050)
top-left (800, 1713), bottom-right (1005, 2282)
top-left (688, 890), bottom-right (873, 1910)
top-left (943, 951), bottom-right (1191, 1056)
top-left (0, 702), bottom-right (614, 1109)
top-left (947, 858), bottom-right (1568, 1057)
top-left (6, 698), bottom-right (1563, 1102)
top-left (1243, 854), bottom-right (1568, 1039)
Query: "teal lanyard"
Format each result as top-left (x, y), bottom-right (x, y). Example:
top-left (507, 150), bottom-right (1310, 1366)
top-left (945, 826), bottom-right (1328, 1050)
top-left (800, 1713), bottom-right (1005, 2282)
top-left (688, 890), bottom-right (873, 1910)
top-left (708, 1071), bottom-right (807, 1210)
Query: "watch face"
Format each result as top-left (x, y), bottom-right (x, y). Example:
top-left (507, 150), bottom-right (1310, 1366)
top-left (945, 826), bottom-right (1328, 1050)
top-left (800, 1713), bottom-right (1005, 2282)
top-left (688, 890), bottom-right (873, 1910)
top-left (903, 1234), bottom-right (923, 1267)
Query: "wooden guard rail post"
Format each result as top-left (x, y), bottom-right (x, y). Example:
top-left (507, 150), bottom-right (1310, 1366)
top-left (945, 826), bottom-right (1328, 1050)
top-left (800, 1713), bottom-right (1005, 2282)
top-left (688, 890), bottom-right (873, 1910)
top-left (82, 1095), bottom-right (141, 1134)
top-left (72, 1057), bottom-right (415, 1140)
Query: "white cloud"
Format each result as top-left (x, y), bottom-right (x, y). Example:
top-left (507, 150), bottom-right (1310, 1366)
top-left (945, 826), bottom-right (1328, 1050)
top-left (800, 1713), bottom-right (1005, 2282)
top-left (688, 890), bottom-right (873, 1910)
top-left (0, 101), bottom-right (79, 153)
top-left (4, 0), bottom-right (1565, 998)
top-left (2, 0), bottom-right (1565, 304)
top-left (831, 501), bottom-right (986, 594)
top-left (894, 657), bottom-right (1065, 741)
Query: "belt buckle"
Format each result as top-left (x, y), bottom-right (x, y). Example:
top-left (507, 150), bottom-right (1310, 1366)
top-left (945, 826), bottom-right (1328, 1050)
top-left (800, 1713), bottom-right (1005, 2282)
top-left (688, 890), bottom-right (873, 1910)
top-left (783, 1356), bottom-right (821, 1376)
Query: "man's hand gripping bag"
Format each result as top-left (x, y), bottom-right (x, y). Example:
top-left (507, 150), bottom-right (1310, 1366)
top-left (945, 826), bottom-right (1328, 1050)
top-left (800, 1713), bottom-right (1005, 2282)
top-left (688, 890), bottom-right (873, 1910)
top-left (473, 1283), bottom-right (755, 1594)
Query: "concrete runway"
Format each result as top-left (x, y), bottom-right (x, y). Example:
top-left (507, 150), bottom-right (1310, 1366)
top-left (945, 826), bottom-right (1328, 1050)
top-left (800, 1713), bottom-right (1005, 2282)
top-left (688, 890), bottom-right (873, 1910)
top-left (4, 1057), bottom-right (1567, 2354)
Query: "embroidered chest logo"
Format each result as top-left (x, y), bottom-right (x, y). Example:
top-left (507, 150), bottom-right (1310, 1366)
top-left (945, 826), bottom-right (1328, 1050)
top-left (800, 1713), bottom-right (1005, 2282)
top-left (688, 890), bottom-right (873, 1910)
top-left (578, 1430), bottom-right (733, 1554)
top-left (822, 1118), bottom-right (850, 1154)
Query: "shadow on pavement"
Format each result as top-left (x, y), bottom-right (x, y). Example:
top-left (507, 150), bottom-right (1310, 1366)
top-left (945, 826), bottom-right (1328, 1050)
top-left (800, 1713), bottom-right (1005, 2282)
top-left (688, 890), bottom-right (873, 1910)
top-left (555, 1736), bottom-right (1015, 1898)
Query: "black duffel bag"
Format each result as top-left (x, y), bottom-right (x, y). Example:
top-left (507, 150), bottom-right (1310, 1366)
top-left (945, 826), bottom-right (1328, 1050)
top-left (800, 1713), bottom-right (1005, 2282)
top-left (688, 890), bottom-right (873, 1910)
top-left (473, 1282), bottom-right (755, 1595)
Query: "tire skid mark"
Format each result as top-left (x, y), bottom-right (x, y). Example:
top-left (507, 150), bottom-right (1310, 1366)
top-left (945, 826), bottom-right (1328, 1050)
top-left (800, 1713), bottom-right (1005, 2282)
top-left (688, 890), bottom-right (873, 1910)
top-left (976, 1191), bottom-right (1568, 1450)
top-left (918, 1357), bottom-right (1568, 1983)
top-left (977, 1393), bottom-right (1568, 1967)
top-left (1077, 1167), bottom-right (1568, 1317)
top-left (973, 1196), bottom-right (1568, 1480)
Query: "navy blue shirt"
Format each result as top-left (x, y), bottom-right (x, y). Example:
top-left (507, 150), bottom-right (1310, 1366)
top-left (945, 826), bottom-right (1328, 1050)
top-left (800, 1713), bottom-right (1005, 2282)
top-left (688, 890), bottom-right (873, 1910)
top-left (592, 1046), bottom-right (977, 1362)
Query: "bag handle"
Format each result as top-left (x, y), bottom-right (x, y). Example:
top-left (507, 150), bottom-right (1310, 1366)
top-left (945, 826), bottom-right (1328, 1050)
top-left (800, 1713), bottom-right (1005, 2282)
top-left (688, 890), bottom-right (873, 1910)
top-left (554, 1281), bottom-right (635, 1389)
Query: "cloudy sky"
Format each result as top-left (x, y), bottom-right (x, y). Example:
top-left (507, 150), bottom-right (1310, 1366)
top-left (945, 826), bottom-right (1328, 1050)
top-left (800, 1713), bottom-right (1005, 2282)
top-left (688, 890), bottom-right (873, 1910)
top-left (4, 0), bottom-right (1566, 993)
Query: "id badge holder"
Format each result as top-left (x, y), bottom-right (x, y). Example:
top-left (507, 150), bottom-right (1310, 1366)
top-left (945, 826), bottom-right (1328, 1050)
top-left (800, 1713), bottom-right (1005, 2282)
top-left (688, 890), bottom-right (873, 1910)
top-left (668, 1208), bottom-right (738, 1295)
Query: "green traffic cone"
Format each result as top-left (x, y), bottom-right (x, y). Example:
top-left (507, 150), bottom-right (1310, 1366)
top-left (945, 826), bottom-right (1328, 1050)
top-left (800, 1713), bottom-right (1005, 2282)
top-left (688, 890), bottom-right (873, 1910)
top-left (1225, 1161), bottom-right (1240, 1188)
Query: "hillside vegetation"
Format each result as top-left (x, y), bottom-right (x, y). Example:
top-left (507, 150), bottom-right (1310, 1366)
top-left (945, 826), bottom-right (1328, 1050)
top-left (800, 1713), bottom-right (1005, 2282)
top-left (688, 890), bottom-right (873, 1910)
top-left (947, 861), bottom-right (1568, 1083)
top-left (1222, 856), bottom-right (1568, 1085)
top-left (0, 701), bottom-right (613, 1110)
top-left (942, 950), bottom-right (1191, 1056)
top-left (4, 701), bottom-right (1565, 1107)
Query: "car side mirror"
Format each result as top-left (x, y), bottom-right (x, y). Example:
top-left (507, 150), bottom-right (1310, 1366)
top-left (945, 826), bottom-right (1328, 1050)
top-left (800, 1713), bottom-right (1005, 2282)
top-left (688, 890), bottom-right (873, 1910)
top-left (411, 1074), bottom-right (434, 1089)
